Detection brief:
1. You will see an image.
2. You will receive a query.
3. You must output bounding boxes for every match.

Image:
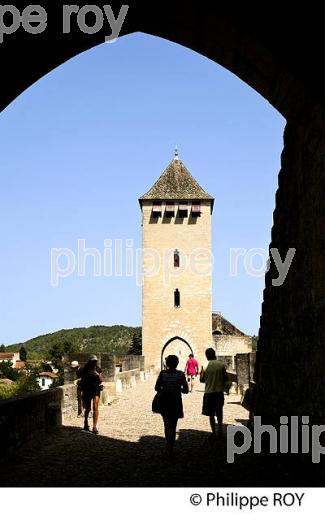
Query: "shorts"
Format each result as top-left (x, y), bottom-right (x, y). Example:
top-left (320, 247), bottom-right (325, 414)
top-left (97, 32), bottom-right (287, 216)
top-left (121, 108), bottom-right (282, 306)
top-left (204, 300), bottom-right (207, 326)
top-left (202, 392), bottom-right (224, 416)
top-left (82, 388), bottom-right (101, 402)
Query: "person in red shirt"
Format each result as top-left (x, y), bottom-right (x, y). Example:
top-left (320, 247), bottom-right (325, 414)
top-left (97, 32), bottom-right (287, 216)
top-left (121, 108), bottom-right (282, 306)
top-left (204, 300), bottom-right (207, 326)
top-left (185, 353), bottom-right (199, 392)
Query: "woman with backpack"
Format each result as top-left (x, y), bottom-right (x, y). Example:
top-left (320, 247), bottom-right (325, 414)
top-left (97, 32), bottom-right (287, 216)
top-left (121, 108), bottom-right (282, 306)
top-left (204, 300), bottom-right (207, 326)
top-left (153, 354), bottom-right (189, 458)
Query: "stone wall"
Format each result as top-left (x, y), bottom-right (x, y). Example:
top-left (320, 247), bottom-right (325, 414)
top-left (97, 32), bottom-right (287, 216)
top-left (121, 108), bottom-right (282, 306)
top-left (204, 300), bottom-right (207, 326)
top-left (210, 352), bottom-right (256, 397)
top-left (115, 355), bottom-right (145, 372)
top-left (61, 383), bottom-right (78, 417)
top-left (214, 335), bottom-right (252, 359)
top-left (236, 354), bottom-right (250, 394)
top-left (216, 355), bottom-right (234, 370)
top-left (64, 353), bottom-right (144, 383)
top-left (254, 122), bottom-right (325, 424)
top-left (61, 382), bottom-right (114, 418)
top-left (0, 388), bottom-right (62, 459)
top-left (113, 369), bottom-right (142, 393)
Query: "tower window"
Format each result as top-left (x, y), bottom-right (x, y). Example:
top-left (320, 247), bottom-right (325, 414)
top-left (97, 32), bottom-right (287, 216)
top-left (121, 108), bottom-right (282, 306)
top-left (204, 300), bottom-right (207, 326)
top-left (165, 202), bottom-right (175, 216)
top-left (191, 202), bottom-right (201, 216)
top-left (174, 289), bottom-right (180, 307)
top-left (178, 202), bottom-right (188, 217)
top-left (152, 202), bottom-right (162, 216)
top-left (174, 249), bottom-right (180, 267)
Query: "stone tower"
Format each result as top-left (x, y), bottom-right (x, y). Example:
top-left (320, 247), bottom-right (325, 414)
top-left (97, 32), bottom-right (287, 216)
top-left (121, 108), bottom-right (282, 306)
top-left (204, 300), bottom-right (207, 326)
top-left (139, 150), bottom-right (214, 370)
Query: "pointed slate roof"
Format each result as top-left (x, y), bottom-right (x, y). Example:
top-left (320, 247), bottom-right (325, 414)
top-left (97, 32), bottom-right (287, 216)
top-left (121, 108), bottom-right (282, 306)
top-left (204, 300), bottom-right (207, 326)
top-left (139, 157), bottom-right (214, 206)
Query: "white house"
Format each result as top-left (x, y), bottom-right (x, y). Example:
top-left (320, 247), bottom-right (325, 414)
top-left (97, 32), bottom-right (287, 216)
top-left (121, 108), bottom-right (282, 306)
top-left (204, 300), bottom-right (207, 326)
top-left (0, 352), bottom-right (20, 368)
top-left (36, 372), bottom-right (58, 390)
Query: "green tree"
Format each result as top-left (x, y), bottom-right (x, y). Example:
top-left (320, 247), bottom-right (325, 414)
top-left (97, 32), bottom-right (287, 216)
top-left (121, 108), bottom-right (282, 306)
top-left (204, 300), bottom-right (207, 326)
top-left (0, 374), bottom-right (40, 400)
top-left (48, 343), bottom-right (68, 388)
top-left (15, 375), bottom-right (40, 395)
top-left (128, 330), bottom-right (142, 355)
top-left (19, 346), bottom-right (27, 361)
top-left (49, 340), bottom-right (73, 361)
top-left (25, 361), bottom-right (42, 378)
top-left (0, 360), bottom-right (19, 381)
top-left (0, 344), bottom-right (5, 352)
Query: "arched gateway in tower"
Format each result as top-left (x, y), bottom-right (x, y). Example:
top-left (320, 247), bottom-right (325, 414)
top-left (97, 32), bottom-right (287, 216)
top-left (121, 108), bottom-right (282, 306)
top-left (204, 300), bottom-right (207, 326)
top-left (139, 150), bottom-right (214, 370)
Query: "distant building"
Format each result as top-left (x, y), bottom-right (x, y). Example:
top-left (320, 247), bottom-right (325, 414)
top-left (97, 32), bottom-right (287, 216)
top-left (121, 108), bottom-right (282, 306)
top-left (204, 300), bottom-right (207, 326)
top-left (212, 312), bottom-right (252, 368)
top-left (139, 150), bottom-right (214, 370)
top-left (0, 352), bottom-right (20, 368)
top-left (36, 372), bottom-right (58, 390)
top-left (139, 151), bottom-right (252, 370)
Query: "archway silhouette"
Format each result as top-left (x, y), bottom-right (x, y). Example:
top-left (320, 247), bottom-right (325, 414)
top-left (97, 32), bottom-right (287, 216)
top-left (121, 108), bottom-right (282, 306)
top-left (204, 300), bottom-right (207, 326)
top-left (0, 2), bottom-right (323, 425)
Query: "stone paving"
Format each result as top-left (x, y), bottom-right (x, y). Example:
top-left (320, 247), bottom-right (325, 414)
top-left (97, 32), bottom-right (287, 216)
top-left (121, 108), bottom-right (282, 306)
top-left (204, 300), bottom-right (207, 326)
top-left (66, 376), bottom-right (249, 444)
top-left (0, 376), bottom-right (319, 486)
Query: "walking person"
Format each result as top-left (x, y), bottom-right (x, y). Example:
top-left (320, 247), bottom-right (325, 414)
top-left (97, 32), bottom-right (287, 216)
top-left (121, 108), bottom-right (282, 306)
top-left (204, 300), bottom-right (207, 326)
top-left (200, 348), bottom-right (230, 439)
top-left (185, 353), bottom-right (199, 392)
top-left (153, 355), bottom-right (189, 458)
top-left (80, 355), bottom-right (103, 434)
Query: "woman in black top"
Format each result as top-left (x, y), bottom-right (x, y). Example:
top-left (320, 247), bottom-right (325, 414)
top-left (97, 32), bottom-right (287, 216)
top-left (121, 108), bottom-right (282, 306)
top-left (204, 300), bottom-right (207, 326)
top-left (154, 355), bottom-right (189, 457)
top-left (80, 355), bottom-right (103, 434)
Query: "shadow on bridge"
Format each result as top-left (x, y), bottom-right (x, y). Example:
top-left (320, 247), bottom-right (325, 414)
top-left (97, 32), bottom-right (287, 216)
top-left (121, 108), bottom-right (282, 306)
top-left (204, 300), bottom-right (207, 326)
top-left (0, 425), bottom-right (323, 487)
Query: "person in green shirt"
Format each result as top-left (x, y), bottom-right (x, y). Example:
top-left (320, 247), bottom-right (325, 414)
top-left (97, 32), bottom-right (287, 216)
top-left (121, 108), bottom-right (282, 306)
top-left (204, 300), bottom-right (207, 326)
top-left (200, 347), bottom-right (229, 438)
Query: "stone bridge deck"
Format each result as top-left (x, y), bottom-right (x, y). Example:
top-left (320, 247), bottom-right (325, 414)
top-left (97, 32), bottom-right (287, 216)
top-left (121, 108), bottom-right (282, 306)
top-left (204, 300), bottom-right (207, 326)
top-left (0, 376), bottom-right (320, 486)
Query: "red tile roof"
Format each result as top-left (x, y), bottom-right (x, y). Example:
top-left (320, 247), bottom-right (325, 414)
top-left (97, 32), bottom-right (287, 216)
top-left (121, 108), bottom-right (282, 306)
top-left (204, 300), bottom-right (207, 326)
top-left (0, 352), bottom-right (15, 359)
top-left (38, 372), bottom-right (58, 378)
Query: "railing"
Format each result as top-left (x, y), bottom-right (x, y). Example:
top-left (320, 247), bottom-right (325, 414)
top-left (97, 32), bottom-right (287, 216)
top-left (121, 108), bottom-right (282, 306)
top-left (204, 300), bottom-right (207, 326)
top-left (0, 387), bottom-right (62, 459)
top-left (63, 353), bottom-right (145, 383)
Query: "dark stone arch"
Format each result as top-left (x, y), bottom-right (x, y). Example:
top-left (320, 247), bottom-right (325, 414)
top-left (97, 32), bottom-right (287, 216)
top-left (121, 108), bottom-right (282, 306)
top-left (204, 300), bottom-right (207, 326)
top-left (0, 1), bottom-right (323, 430)
top-left (0, 2), bottom-right (323, 123)
top-left (161, 336), bottom-right (193, 370)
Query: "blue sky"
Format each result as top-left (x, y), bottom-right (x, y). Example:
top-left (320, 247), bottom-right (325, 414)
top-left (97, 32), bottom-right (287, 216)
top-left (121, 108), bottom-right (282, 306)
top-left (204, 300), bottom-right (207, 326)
top-left (0, 33), bottom-right (285, 345)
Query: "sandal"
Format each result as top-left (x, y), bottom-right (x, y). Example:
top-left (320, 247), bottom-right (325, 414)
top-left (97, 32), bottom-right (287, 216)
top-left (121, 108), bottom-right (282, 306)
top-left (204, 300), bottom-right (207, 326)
top-left (92, 427), bottom-right (99, 435)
